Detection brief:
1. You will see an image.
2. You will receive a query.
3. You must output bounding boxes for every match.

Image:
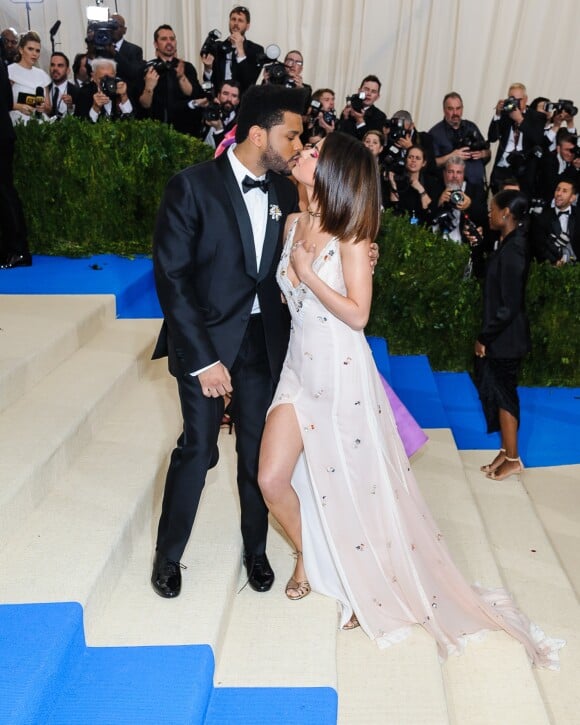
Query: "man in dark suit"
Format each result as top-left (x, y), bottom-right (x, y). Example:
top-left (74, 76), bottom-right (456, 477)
top-left (535, 130), bottom-right (580, 202)
top-left (201, 6), bottom-right (264, 95)
top-left (111, 13), bottom-right (143, 91)
top-left (337, 74), bottom-right (387, 140)
top-left (488, 82), bottom-right (545, 195)
top-left (46, 52), bottom-right (80, 119)
top-left (530, 177), bottom-right (579, 265)
top-left (150, 85), bottom-right (307, 598)
top-left (75, 57), bottom-right (134, 122)
top-left (0, 46), bottom-right (31, 268)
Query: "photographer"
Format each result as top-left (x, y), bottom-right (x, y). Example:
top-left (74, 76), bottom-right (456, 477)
top-left (488, 82), bottom-right (545, 195)
top-left (75, 58), bottom-right (133, 122)
top-left (302, 87), bottom-right (336, 145)
top-left (138, 25), bottom-right (204, 135)
top-left (428, 92), bottom-right (490, 191)
top-left (384, 109), bottom-right (436, 178)
top-left (199, 80), bottom-right (240, 149)
top-left (530, 177), bottom-right (579, 265)
top-left (543, 98), bottom-right (577, 151)
top-left (201, 6), bottom-right (263, 96)
top-left (433, 156), bottom-right (487, 243)
top-left (337, 75), bottom-right (387, 140)
top-left (386, 144), bottom-right (438, 225)
top-left (536, 130), bottom-right (580, 202)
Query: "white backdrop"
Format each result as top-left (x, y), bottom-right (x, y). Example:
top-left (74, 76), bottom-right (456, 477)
top-left (2, 0), bottom-right (579, 135)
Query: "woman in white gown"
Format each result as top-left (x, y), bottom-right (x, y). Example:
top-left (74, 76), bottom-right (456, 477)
top-left (257, 132), bottom-right (563, 668)
top-left (8, 31), bottom-right (50, 125)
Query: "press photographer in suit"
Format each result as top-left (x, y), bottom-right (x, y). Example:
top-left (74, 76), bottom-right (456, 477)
top-left (75, 57), bottom-right (133, 121)
top-left (201, 6), bottom-right (264, 96)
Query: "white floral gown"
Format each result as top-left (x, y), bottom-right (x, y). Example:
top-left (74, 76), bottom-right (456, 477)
top-left (269, 219), bottom-right (563, 668)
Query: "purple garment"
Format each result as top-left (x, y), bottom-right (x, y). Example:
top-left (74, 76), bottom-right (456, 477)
top-left (379, 372), bottom-right (428, 457)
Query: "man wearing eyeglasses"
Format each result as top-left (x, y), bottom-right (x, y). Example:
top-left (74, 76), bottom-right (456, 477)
top-left (201, 6), bottom-right (263, 95)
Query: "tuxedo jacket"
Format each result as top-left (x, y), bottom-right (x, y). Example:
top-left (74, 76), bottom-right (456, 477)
top-left (0, 60), bottom-right (15, 142)
top-left (338, 104), bottom-right (387, 140)
top-left (535, 151), bottom-right (580, 202)
top-left (209, 39), bottom-right (264, 94)
top-left (116, 39), bottom-right (143, 65)
top-left (47, 81), bottom-right (80, 117)
top-left (530, 206), bottom-right (580, 263)
top-left (478, 229), bottom-right (531, 358)
top-left (115, 40), bottom-right (144, 91)
top-left (488, 109), bottom-right (545, 169)
top-left (152, 152), bottom-right (298, 380)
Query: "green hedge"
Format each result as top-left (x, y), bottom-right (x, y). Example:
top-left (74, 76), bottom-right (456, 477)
top-left (14, 116), bottom-right (212, 257)
top-left (368, 211), bottom-right (580, 386)
top-left (13, 120), bottom-right (580, 385)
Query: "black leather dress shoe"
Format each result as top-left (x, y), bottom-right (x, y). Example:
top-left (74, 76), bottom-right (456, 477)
top-left (243, 553), bottom-right (275, 592)
top-left (151, 552), bottom-right (183, 598)
top-left (0, 253), bottom-right (32, 269)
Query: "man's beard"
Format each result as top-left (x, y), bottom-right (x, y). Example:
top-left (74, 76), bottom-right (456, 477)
top-left (261, 143), bottom-right (295, 176)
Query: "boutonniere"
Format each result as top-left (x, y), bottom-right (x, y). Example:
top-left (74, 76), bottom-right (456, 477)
top-left (269, 204), bottom-right (282, 221)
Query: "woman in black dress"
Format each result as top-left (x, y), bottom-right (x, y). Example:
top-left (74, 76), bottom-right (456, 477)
top-left (386, 144), bottom-right (437, 225)
top-left (475, 190), bottom-right (531, 480)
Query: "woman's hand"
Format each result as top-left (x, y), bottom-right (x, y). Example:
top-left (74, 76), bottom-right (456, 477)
top-left (474, 340), bottom-right (486, 358)
top-left (289, 239), bottom-right (316, 283)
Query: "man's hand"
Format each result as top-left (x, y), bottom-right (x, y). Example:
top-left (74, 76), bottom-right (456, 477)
top-left (116, 80), bottom-right (129, 103)
top-left (144, 66), bottom-right (160, 91)
top-left (92, 88), bottom-right (110, 113)
top-left (318, 113), bottom-right (335, 133)
top-left (201, 52), bottom-right (214, 71)
top-left (456, 193), bottom-right (472, 212)
top-left (62, 93), bottom-right (74, 109)
top-left (395, 133), bottom-right (413, 150)
top-left (229, 30), bottom-right (245, 56)
top-left (198, 362), bottom-right (233, 398)
top-left (453, 145), bottom-right (472, 161)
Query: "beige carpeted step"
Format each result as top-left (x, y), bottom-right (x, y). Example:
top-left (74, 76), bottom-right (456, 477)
top-left (336, 430), bottom-right (552, 725)
top-left (0, 318), bottom-right (160, 550)
top-left (0, 295), bottom-right (116, 414)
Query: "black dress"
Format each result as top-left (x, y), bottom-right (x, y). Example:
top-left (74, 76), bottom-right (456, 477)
top-left (474, 227), bottom-right (531, 432)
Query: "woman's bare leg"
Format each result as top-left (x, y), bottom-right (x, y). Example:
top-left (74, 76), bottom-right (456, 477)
top-left (258, 404), bottom-right (307, 584)
top-left (488, 408), bottom-right (522, 479)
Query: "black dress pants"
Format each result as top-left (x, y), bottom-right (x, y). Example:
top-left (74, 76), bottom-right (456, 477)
top-left (0, 140), bottom-right (29, 260)
top-left (156, 314), bottom-right (276, 562)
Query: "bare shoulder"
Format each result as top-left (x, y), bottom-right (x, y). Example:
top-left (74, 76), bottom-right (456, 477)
top-left (339, 237), bottom-right (372, 260)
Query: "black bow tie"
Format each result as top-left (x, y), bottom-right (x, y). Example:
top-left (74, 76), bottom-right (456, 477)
top-left (557, 210), bottom-right (570, 217)
top-left (242, 175), bottom-right (270, 194)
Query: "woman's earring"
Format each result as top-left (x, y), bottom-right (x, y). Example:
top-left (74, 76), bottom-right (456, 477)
top-left (502, 215), bottom-right (507, 220)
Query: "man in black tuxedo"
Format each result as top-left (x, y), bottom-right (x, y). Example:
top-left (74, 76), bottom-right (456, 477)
top-left (201, 6), bottom-right (264, 95)
top-left (530, 177), bottom-right (579, 265)
top-left (535, 131), bottom-right (580, 202)
top-left (488, 83), bottom-right (545, 195)
top-left (151, 85), bottom-right (307, 598)
top-left (111, 13), bottom-right (143, 91)
top-left (0, 46), bottom-right (31, 268)
top-left (46, 52), bottom-right (80, 119)
top-left (75, 57), bottom-right (134, 122)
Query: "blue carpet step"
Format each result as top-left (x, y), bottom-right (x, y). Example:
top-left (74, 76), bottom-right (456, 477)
top-left (434, 371), bottom-right (580, 466)
top-left (0, 602), bottom-right (214, 725)
top-left (388, 354), bottom-right (449, 429)
top-left (205, 687), bottom-right (338, 725)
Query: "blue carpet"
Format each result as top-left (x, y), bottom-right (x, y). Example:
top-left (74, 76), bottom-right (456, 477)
top-left (0, 254), bottom-right (162, 319)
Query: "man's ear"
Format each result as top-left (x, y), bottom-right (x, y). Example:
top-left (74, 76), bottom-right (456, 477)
top-left (248, 124), bottom-right (266, 149)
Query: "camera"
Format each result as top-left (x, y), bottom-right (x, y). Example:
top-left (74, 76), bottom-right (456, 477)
top-left (545, 99), bottom-right (578, 117)
top-left (99, 74), bottom-right (121, 99)
top-left (461, 216), bottom-right (484, 247)
top-left (144, 57), bottom-right (179, 75)
top-left (432, 188), bottom-right (465, 233)
top-left (385, 116), bottom-right (407, 142)
top-left (203, 102), bottom-right (222, 122)
top-left (199, 29), bottom-right (231, 58)
top-left (502, 96), bottom-right (521, 114)
top-left (346, 92), bottom-right (366, 114)
top-left (86, 19), bottom-right (118, 56)
top-left (255, 44), bottom-right (294, 87)
top-left (529, 198), bottom-right (547, 215)
top-left (308, 99), bottom-right (336, 126)
top-left (506, 145), bottom-right (543, 173)
top-left (456, 128), bottom-right (490, 153)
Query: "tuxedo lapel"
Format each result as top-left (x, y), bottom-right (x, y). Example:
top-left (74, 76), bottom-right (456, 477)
top-left (216, 153), bottom-right (258, 279)
top-left (258, 178), bottom-right (282, 281)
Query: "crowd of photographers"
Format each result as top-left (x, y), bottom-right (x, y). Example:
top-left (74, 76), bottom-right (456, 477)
top-left (1, 5), bottom-right (579, 270)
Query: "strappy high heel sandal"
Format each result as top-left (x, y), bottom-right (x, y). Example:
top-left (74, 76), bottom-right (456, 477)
top-left (285, 551), bottom-right (311, 601)
top-left (480, 448), bottom-right (506, 474)
top-left (486, 456), bottom-right (524, 481)
top-left (342, 614), bottom-right (360, 630)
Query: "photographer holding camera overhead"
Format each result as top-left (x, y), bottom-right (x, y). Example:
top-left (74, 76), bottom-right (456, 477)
top-left (488, 82), bottom-right (545, 195)
top-left (75, 57), bottom-right (133, 122)
top-left (201, 6), bottom-right (264, 96)
top-left (337, 75), bottom-right (387, 140)
top-left (138, 24), bottom-right (205, 135)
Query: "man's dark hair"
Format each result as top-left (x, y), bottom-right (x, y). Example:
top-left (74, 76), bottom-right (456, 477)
top-left (154, 24), bottom-right (173, 43)
top-left (51, 51), bottom-right (70, 67)
top-left (443, 91), bottom-right (463, 106)
top-left (530, 96), bottom-right (549, 112)
top-left (219, 79), bottom-right (241, 93)
top-left (235, 85), bottom-right (307, 143)
top-left (230, 5), bottom-right (251, 22)
top-left (558, 173), bottom-right (578, 195)
top-left (556, 129), bottom-right (577, 146)
top-left (72, 52), bottom-right (87, 76)
top-left (312, 88), bottom-right (334, 102)
top-left (360, 74), bottom-right (381, 92)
